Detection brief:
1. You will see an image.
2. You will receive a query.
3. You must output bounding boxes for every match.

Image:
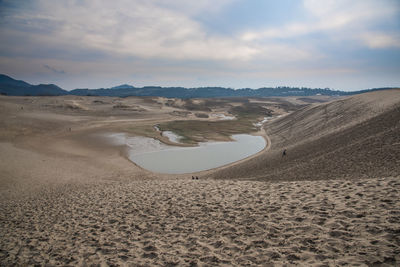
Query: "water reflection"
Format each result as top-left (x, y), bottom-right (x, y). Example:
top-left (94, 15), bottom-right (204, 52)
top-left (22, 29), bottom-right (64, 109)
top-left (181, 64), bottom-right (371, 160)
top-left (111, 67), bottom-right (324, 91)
top-left (105, 133), bottom-right (266, 174)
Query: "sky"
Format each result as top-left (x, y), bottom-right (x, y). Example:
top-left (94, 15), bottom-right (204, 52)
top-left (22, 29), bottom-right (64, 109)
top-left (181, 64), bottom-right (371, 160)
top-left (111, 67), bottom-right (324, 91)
top-left (0, 0), bottom-right (399, 91)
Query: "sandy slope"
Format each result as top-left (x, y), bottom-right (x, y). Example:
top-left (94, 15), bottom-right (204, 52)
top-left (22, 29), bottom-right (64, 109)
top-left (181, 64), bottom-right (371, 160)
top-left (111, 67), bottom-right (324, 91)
top-left (210, 89), bottom-right (400, 181)
top-left (1, 91), bottom-right (399, 266)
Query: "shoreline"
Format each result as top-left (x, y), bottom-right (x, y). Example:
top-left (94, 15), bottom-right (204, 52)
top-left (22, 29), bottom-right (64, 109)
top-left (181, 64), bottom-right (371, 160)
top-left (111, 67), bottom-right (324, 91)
top-left (101, 131), bottom-right (269, 175)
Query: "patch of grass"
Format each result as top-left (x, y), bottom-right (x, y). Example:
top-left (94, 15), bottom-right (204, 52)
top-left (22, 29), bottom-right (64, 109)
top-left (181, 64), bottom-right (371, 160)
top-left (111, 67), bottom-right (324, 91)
top-left (158, 102), bottom-right (273, 144)
top-left (195, 113), bottom-right (209, 118)
top-left (229, 103), bottom-right (273, 119)
top-left (158, 118), bottom-right (259, 144)
top-left (125, 124), bottom-right (161, 139)
top-left (183, 100), bottom-right (212, 112)
top-left (124, 100), bottom-right (274, 145)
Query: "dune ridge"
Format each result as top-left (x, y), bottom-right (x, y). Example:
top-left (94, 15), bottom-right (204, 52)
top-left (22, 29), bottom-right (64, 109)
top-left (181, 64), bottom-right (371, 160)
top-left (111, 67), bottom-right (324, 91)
top-left (210, 89), bottom-right (400, 181)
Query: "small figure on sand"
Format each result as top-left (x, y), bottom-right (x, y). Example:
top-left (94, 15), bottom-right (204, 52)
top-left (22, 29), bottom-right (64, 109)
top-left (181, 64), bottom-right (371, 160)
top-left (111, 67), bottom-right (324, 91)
top-left (282, 149), bottom-right (287, 157)
top-left (192, 176), bottom-right (195, 180)
top-left (196, 176), bottom-right (199, 180)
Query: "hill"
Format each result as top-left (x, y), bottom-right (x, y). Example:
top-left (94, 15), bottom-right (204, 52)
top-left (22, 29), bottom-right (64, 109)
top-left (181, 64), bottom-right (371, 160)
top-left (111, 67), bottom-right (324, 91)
top-left (0, 74), bottom-right (68, 96)
top-left (69, 86), bottom-right (383, 98)
top-left (210, 89), bottom-right (400, 181)
top-left (1, 73), bottom-right (396, 98)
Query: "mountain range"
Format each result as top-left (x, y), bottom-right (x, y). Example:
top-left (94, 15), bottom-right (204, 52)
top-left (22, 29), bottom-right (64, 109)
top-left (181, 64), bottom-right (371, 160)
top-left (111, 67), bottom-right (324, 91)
top-left (0, 74), bottom-right (395, 98)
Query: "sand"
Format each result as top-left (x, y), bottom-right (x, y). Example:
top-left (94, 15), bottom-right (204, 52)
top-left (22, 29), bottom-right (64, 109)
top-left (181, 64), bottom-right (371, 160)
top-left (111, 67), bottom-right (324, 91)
top-left (1, 92), bottom-right (399, 266)
top-left (210, 89), bottom-right (400, 181)
top-left (1, 177), bottom-right (399, 266)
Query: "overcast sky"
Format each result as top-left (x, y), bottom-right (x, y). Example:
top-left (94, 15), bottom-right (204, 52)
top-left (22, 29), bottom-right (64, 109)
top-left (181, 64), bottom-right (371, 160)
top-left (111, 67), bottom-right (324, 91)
top-left (0, 0), bottom-right (399, 91)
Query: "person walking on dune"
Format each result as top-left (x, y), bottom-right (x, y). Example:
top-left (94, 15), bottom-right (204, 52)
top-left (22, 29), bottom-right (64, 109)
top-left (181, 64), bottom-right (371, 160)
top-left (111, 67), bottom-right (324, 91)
top-left (282, 149), bottom-right (287, 157)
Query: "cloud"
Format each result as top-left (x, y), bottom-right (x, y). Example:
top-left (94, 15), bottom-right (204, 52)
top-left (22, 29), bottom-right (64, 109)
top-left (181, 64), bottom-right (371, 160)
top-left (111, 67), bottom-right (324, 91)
top-left (1, 0), bottom-right (260, 61)
top-left (0, 0), bottom-right (320, 63)
top-left (0, 0), bottom-right (399, 90)
top-left (360, 32), bottom-right (400, 49)
top-left (240, 0), bottom-right (400, 49)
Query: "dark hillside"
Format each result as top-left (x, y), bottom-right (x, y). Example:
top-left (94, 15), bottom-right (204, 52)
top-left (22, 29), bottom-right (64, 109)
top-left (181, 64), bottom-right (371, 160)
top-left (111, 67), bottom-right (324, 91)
top-left (2, 73), bottom-right (397, 98)
top-left (0, 74), bottom-right (68, 96)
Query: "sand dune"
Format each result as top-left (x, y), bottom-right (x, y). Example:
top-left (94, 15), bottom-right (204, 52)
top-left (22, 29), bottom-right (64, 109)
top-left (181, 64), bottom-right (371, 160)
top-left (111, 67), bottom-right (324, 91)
top-left (211, 89), bottom-right (400, 181)
top-left (1, 177), bottom-right (399, 266)
top-left (0, 91), bottom-right (399, 265)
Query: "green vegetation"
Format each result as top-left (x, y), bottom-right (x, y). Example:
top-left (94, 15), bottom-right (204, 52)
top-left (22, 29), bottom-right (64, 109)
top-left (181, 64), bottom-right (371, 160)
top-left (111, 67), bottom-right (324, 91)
top-left (126, 124), bottom-right (161, 140)
top-left (124, 100), bottom-right (274, 145)
top-left (228, 103), bottom-right (273, 118)
top-left (194, 113), bottom-right (209, 118)
top-left (183, 99), bottom-right (212, 111)
top-left (158, 119), bottom-right (258, 144)
top-left (158, 103), bottom-right (273, 144)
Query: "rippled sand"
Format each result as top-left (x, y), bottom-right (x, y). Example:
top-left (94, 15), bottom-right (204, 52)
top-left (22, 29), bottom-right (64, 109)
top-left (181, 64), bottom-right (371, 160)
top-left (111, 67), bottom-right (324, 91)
top-left (1, 177), bottom-right (399, 266)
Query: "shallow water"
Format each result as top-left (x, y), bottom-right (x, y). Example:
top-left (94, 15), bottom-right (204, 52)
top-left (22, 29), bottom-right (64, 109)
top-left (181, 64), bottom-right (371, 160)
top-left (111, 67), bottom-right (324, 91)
top-left (105, 133), bottom-right (266, 174)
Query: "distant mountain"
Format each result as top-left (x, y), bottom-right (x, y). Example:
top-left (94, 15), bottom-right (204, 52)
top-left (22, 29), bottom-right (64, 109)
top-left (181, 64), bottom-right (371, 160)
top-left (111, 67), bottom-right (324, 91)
top-left (69, 85), bottom-right (391, 98)
top-left (0, 74), bottom-right (68, 96)
top-left (111, 84), bottom-right (135, 89)
top-left (0, 73), bottom-right (396, 98)
top-left (0, 74), bottom-right (31, 88)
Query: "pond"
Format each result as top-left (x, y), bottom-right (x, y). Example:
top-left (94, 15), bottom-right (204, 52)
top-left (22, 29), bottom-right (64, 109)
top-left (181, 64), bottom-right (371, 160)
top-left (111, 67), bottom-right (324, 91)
top-left (105, 133), bottom-right (266, 174)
